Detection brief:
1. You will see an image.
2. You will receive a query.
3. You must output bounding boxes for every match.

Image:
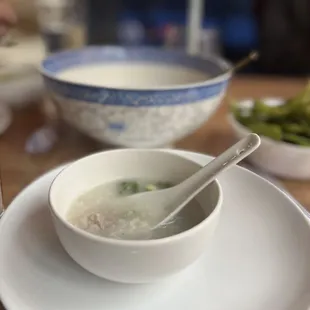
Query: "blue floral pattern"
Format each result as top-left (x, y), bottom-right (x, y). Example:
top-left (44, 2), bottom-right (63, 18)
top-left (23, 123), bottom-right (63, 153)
top-left (42, 46), bottom-right (231, 107)
top-left (45, 78), bottom-right (228, 107)
top-left (53, 92), bottom-right (226, 147)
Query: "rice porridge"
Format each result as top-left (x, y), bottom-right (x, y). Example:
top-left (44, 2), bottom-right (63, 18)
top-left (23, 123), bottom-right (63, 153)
top-left (66, 179), bottom-right (205, 240)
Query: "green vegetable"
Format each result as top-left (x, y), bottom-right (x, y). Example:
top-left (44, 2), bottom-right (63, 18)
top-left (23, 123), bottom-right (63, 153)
top-left (282, 123), bottom-right (305, 135)
top-left (230, 81), bottom-right (310, 146)
top-left (252, 99), bottom-right (272, 119)
top-left (144, 182), bottom-right (172, 192)
top-left (155, 182), bottom-right (173, 189)
top-left (119, 180), bottom-right (173, 195)
top-left (283, 133), bottom-right (310, 146)
top-left (119, 181), bottom-right (139, 195)
top-left (145, 184), bottom-right (158, 191)
top-left (248, 123), bottom-right (282, 141)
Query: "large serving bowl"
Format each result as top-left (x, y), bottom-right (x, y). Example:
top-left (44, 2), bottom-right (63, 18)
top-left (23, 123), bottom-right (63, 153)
top-left (49, 149), bottom-right (222, 283)
top-left (41, 46), bottom-right (231, 148)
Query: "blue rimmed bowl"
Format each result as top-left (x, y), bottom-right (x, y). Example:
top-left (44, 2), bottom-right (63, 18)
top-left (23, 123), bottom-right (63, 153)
top-left (41, 46), bottom-right (231, 148)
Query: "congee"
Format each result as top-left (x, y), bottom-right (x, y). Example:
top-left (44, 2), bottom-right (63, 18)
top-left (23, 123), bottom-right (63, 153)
top-left (66, 179), bottom-right (205, 240)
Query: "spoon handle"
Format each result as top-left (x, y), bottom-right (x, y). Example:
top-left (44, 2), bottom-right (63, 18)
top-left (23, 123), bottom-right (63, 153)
top-left (156, 134), bottom-right (261, 227)
top-left (179, 133), bottom-right (260, 197)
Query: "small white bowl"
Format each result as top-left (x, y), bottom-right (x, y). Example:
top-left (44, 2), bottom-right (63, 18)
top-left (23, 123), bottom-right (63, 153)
top-left (228, 98), bottom-right (310, 180)
top-left (49, 149), bottom-right (222, 284)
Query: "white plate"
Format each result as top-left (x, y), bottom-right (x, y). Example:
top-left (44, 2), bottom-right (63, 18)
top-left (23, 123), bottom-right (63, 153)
top-left (1, 150), bottom-right (310, 310)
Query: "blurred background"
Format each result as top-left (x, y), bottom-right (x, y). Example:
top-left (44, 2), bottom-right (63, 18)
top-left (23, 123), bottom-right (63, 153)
top-left (1, 0), bottom-right (310, 209)
top-left (8, 0), bottom-right (310, 76)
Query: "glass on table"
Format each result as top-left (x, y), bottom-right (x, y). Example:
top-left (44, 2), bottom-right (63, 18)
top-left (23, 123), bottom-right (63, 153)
top-left (35, 0), bottom-right (86, 53)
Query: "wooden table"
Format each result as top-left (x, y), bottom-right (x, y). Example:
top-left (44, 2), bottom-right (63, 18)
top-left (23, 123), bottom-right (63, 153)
top-left (1, 76), bottom-right (309, 210)
top-left (0, 75), bottom-right (309, 308)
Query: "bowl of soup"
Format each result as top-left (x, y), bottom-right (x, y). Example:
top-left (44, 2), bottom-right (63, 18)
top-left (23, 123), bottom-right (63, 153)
top-left (41, 46), bottom-right (231, 148)
top-left (49, 149), bottom-right (223, 283)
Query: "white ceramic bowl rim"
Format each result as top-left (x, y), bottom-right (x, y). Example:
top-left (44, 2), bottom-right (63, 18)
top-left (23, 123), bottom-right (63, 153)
top-left (229, 97), bottom-right (310, 153)
top-left (48, 149), bottom-right (223, 247)
top-left (41, 45), bottom-right (232, 91)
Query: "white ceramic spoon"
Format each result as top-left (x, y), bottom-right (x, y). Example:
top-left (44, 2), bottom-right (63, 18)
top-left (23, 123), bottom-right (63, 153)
top-left (118, 134), bottom-right (261, 232)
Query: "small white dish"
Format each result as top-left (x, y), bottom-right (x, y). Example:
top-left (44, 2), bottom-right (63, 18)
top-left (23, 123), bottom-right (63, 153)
top-left (228, 97), bottom-right (310, 180)
top-left (49, 149), bottom-right (222, 283)
top-left (1, 150), bottom-right (310, 310)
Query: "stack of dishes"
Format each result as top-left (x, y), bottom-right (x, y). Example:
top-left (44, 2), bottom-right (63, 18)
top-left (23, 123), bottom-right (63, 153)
top-left (0, 35), bottom-right (45, 108)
